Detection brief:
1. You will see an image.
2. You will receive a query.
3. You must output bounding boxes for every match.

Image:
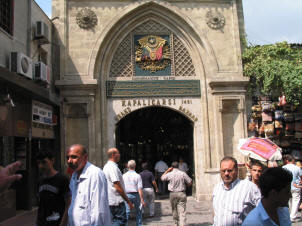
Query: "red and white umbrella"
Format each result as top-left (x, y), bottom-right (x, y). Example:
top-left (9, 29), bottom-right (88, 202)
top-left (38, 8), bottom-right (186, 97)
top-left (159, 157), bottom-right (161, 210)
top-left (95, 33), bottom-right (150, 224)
top-left (238, 137), bottom-right (282, 161)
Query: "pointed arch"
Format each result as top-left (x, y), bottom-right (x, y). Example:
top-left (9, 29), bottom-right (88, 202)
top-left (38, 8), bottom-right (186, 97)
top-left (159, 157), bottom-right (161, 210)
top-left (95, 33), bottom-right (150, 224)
top-left (88, 1), bottom-right (219, 79)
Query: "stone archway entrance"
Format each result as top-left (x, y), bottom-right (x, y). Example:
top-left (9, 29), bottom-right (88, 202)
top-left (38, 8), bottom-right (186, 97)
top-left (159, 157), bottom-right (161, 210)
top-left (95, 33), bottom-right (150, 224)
top-left (115, 106), bottom-right (194, 193)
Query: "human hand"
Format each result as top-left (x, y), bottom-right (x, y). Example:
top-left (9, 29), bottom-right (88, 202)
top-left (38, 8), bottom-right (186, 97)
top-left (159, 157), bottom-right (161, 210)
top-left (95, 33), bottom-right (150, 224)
top-left (155, 188), bottom-right (159, 193)
top-left (141, 200), bottom-right (146, 207)
top-left (0, 161), bottom-right (22, 193)
top-left (167, 167), bottom-right (173, 173)
top-left (128, 200), bottom-right (134, 210)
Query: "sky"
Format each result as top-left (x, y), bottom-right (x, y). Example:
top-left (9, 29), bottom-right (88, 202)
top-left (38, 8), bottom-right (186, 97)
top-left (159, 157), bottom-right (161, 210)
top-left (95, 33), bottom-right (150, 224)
top-left (35, 0), bottom-right (302, 45)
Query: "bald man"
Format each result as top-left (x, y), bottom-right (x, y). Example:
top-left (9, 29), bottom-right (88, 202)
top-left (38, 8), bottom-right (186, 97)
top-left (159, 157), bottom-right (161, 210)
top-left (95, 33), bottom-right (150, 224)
top-left (103, 148), bottom-right (134, 226)
top-left (61, 144), bottom-right (111, 226)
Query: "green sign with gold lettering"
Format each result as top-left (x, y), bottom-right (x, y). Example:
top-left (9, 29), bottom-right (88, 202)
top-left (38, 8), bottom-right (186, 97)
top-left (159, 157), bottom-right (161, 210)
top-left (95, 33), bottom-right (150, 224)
top-left (106, 80), bottom-right (201, 98)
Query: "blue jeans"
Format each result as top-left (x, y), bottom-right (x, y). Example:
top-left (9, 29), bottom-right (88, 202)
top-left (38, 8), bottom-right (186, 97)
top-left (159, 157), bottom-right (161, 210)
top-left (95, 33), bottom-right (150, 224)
top-left (110, 202), bottom-right (127, 226)
top-left (125, 192), bottom-right (142, 226)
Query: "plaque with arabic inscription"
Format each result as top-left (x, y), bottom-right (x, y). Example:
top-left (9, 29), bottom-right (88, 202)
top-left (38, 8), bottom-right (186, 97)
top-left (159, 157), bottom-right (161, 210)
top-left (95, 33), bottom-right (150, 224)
top-left (106, 80), bottom-right (200, 98)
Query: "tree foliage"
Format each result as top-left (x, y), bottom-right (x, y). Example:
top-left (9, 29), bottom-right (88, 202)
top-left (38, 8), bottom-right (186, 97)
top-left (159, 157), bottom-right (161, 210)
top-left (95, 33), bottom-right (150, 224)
top-left (242, 42), bottom-right (302, 105)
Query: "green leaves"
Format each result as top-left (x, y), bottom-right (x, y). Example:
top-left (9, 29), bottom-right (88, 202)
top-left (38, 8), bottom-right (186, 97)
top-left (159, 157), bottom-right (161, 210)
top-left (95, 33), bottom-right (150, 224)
top-left (243, 42), bottom-right (302, 105)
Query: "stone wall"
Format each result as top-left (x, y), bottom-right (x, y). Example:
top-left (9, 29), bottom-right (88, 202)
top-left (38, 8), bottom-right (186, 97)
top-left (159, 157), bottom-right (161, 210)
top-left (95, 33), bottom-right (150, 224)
top-left (53, 0), bottom-right (248, 200)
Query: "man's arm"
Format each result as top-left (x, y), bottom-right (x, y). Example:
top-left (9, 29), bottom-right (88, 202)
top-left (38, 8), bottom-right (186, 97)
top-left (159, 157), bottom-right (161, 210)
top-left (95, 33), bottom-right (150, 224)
top-left (113, 181), bottom-right (134, 209)
top-left (184, 173), bottom-right (192, 187)
top-left (152, 180), bottom-right (159, 193)
top-left (161, 167), bottom-right (173, 181)
top-left (138, 188), bottom-right (146, 207)
top-left (90, 172), bottom-right (112, 226)
top-left (293, 183), bottom-right (302, 188)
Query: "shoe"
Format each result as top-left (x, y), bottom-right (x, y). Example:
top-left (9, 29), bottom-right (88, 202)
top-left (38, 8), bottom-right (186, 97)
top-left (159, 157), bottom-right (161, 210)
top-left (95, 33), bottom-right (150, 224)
top-left (291, 218), bottom-right (301, 223)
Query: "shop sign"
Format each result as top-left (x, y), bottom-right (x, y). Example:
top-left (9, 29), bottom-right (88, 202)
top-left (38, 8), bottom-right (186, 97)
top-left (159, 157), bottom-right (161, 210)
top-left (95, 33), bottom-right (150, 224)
top-left (106, 80), bottom-right (201, 98)
top-left (115, 98), bottom-right (198, 122)
top-left (121, 98), bottom-right (176, 107)
top-left (16, 120), bottom-right (28, 135)
top-left (32, 101), bottom-right (53, 125)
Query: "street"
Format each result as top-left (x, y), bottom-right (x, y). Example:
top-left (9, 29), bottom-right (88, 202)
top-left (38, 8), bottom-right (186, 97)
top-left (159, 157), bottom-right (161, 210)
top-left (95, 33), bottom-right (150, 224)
top-left (2, 197), bottom-right (302, 226)
top-left (1, 197), bottom-right (212, 226)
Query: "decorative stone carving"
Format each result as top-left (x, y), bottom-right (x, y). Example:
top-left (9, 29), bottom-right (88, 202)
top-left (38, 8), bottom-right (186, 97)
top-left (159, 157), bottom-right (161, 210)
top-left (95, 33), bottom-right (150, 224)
top-left (135, 35), bottom-right (171, 73)
top-left (173, 35), bottom-right (196, 76)
top-left (206, 10), bottom-right (225, 30)
top-left (109, 20), bottom-right (196, 77)
top-left (76, 8), bottom-right (98, 29)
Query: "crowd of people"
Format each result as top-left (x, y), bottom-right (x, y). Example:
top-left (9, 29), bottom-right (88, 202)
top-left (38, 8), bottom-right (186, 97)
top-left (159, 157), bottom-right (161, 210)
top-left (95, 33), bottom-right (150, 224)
top-left (0, 144), bottom-right (302, 226)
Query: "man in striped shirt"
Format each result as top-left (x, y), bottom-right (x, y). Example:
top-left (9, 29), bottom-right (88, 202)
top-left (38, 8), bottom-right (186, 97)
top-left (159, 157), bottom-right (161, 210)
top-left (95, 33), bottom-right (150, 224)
top-left (213, 156), bottom-right (261, 226)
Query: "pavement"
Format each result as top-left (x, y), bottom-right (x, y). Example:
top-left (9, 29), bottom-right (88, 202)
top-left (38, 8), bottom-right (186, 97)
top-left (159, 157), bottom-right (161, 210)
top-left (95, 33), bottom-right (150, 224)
top-left (1, 197), bottom-right (302, 226)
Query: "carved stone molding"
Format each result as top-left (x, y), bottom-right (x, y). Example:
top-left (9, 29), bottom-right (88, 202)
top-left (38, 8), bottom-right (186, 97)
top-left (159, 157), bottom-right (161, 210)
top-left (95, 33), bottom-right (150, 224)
top-left (76, 8), bottom-right (98, 29)
top-left (206, 10), bottom-right (225, 30)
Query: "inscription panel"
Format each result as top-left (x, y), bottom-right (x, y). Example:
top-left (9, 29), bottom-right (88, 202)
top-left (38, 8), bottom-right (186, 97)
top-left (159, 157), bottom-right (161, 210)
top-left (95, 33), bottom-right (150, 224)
top-left (106, 80), bottom-right (201, 98)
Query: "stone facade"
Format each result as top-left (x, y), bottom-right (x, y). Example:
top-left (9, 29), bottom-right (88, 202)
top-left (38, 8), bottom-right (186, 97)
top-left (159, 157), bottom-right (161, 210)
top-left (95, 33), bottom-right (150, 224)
top-left (53, 0), bottom-right (248, 200)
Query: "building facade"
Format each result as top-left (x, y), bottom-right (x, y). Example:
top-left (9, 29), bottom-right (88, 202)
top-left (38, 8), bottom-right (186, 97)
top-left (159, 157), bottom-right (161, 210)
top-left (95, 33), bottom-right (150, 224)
top-left (53, 0), bottom-right (248, 200)
top-left (0, 0), bottom-right (60, 218)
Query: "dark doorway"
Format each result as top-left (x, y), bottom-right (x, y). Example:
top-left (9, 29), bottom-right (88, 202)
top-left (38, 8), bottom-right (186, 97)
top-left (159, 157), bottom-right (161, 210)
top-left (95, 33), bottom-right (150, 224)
top-left (115, 107), bottom-right (194, 192)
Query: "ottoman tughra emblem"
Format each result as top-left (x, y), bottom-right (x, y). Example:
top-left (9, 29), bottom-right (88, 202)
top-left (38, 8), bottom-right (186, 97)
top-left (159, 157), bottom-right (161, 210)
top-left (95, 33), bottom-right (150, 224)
top-left (135, 35), bottom-right (171, 73)
top-left (206, 10), bottom-right (225, 30)
top-left (76, 8), bottom-right (98, 29)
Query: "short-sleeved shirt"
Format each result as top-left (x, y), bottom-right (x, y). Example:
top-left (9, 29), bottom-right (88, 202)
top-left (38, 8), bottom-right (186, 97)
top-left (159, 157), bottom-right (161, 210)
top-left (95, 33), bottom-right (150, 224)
top-left (282, 163), bottom-right (302, 191)
top-left (213, 179), bottom-right (261, 226)
top-left (123, 170), bottom-right (143, 193)
top-left (154, 160), bottom-right (168, 173)
top-left (161, 168), bottom-right (192, 192)
top-left (36, 173), bottom-right (69, 226)
top-left (243, 201), bottom-right (291, 226)
top-left (103, 160), bottom-right (125, 206)
top-left (140, 170), bottom-right (155, 189)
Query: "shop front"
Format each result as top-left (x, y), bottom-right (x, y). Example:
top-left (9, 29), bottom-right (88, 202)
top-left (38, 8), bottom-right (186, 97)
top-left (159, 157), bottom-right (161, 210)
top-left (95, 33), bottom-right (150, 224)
top-left (0, 87), bottom-right (59, 220)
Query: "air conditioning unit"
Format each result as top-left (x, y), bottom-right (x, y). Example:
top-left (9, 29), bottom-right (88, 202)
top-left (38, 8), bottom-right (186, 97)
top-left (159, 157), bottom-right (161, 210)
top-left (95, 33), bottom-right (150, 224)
top-left (34, 61), bottom-right (51, 84)
top-left (35, 21), bottom-right (49, 43)
top-left (10, 52), bottom-right (33, 79)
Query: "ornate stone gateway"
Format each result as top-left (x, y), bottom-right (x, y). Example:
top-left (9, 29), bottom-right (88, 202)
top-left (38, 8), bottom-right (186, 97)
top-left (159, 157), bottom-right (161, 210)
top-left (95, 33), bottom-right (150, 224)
top-left (115, 107), bottom-right (194, 192)
top-left (54, 0), bottom-right (248, 200)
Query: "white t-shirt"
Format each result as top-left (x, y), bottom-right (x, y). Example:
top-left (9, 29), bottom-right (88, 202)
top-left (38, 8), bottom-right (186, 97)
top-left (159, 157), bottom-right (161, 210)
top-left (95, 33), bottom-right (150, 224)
top-left (103, 160), bottom-right (125, 206)
top-left (154, 160), bottom-right (168, 173)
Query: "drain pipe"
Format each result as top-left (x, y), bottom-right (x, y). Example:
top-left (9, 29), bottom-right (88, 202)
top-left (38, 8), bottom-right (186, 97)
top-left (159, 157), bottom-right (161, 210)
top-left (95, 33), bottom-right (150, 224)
top-left (26, 0), bottom-right (32, 57)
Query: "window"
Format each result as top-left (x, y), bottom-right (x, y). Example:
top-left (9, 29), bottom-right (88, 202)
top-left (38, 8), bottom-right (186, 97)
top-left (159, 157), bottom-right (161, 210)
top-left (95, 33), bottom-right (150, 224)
top-left (0, 0), bottom-right (13, 35)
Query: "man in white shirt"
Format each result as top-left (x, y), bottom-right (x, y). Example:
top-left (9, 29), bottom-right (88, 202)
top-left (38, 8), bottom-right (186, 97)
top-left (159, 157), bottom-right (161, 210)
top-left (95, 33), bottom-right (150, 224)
top-left (161, 161), bottom-right (192, 226)
top-left (103, 148), bottom-right (134, 226)
top-left (243, 167), bottom-right (292, 226)
top-left (178, 157), bottom-right (189, 173)
top-left (213, 156), bottom-right (261, 226)
top-left (123, 160), bottom-right (146, 226)
top-left (154, 158), bottom-right (168, 195)
top-left (282, 154), bottom-right (302, 222)
top-left (61, 144), bottom-right (111, 226)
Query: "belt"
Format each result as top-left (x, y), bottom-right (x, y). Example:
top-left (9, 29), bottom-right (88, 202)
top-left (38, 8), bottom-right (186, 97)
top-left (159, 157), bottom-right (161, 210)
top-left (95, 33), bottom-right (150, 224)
top-left (127, 192), bottom-right (138, 194)
top-left (170, 191), bottom-right (185, 193)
